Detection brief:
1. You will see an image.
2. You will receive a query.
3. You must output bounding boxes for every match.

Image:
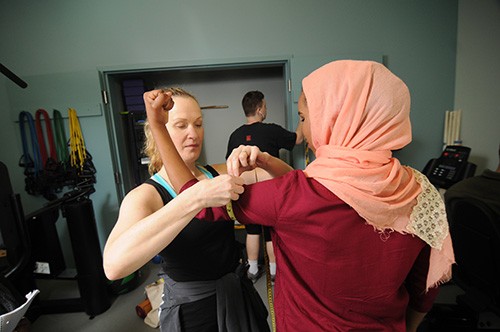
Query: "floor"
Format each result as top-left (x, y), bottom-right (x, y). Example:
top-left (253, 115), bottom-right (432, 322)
top-left (21, 263), bottom-right (496, 332)
top-left (26, 262), bottom-right (273, 332)
top-left (28, 262), bottom-right (160, 332)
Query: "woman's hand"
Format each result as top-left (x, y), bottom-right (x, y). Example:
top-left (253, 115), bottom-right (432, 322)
top-left (188, 175), bottom-right (245, 208)
top-left (143, 89), bottom-right (175, 127)
top-left (226, 145), bottom-right (271, 177)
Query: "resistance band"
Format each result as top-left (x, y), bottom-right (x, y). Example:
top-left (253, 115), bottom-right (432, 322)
top-left (53, 109), bottom-right (69, 165)
top-left (35, 108), bottom-right (58, 167)
top-left (18, 111), bottom-right (42, 175)
top-left (68, 108), bottom-right (87, 171)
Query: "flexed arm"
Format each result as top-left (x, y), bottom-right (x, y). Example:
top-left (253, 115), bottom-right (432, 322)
top-left (143, 90), bottom-right (195, 192)
top-left (227, 145), bottom-right (293, 178)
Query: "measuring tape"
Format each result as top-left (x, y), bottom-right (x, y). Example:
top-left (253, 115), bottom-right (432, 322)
top-left (226, 201), bottom-right (237, 221)
top-left (263, 230), bottom-right (276, 332)
top-left (305, 142), bottom-right (310, 166)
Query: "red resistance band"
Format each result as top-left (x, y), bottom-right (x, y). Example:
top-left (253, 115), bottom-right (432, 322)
top-left (35, 108), bottom-right (58, 167)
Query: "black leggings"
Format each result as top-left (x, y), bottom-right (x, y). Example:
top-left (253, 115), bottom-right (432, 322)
top-left (245, 224), bottom-right (271, 242)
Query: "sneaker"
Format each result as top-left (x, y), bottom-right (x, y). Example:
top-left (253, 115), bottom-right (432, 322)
top-left (247, 268), bottom-right (263, 283)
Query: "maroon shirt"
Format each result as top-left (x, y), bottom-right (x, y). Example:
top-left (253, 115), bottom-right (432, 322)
top-left (192, 170), bottom-right (438, 331)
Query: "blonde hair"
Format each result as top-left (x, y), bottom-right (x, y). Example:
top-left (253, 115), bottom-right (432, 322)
top-left (143, 87), bottom-right (199, 175)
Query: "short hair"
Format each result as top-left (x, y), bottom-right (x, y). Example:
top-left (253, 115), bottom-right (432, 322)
top-left (242, 90), bottom-right (264, 117)
top-left (143, 87), bottom-right (198, 175)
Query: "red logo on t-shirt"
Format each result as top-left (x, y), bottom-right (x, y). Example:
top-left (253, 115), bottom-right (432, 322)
top-left (246, 135), bottom-right (252, 142)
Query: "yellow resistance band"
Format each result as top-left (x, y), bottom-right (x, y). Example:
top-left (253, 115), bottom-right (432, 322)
top-left (68, 108), bottom-right (87, 171)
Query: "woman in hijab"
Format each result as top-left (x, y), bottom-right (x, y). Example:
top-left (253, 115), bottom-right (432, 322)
top-left (146, 60), bottom-right (455, 332)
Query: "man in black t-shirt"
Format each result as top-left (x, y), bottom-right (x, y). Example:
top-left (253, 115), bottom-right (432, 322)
top-left (226, 90), bottom-right (303, 282)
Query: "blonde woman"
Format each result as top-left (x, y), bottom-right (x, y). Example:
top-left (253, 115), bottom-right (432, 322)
top-left (104, 87), bottom-right (289, 332)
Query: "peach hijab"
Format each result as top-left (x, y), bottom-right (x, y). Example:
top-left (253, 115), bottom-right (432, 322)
top-left (303, 60), bottom-right (454, 290)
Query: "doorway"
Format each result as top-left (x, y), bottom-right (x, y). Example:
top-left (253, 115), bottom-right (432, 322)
top-left (100, 59), bottom-right (292, 200)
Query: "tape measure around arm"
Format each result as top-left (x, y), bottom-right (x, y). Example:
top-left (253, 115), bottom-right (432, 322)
top-left (226, 201), bottom-right (237, 221)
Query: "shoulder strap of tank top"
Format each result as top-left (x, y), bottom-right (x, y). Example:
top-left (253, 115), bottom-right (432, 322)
top-left (144, 178), bottom-right (173, 205)
top-left (148, 166), bottom-right (218, 202)
top-left (197, 164), bottom-right (219, 178)
top-left (149, 173), bottom-right (177, 198)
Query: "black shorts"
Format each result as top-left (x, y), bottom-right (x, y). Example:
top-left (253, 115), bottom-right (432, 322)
top-left (245, 224), bottom-right (272, 242)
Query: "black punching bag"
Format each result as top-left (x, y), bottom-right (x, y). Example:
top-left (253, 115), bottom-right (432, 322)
top-left (63, 198), bottom-right (111, 316)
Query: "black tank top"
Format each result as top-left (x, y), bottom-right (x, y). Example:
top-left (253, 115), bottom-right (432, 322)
top-left (145, 165), bottom-right (239, 282)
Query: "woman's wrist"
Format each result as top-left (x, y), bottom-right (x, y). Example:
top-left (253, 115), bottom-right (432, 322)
top-left (257, 152), bottom-right (271, 169)
top-left (262, 153), bottom-right (293, 177)
top-left (148, 118), bottom-right (167, 128)
top-left (182, 182), bottom-right (207, 210)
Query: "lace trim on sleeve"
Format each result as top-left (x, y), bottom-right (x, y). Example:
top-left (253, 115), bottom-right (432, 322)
top-left (406, 169), bottom-right (449, 250)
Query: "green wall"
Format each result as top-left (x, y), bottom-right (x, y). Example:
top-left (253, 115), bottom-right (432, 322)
top-left (454, 0), bottom-right (500, 171)
top-left (0, 0), bottom-right (458, 251)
